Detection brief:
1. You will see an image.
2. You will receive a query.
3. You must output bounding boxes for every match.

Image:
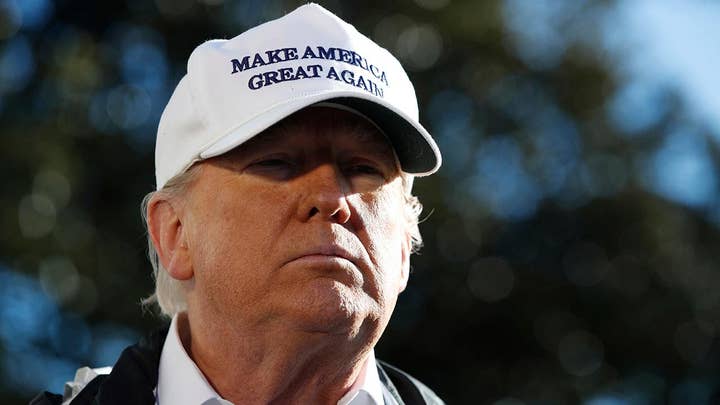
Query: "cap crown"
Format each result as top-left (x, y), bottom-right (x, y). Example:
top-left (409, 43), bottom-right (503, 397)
top-left (155, 3), bottom-right (438, 190)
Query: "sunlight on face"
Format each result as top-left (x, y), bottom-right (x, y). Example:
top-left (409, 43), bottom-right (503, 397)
top-left (181, 107), bottom-right (412, 340)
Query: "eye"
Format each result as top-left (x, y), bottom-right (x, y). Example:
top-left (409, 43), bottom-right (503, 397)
top-left (350, 164), bottom-right (381, 174)
top-left (244, 156), bottom-right (297, 179)
top-left (252, 158), bottom-right (291, 168)
top-left (344, 161), bottom-right (386, 179)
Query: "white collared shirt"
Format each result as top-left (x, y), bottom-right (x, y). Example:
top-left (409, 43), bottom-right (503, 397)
top-left (155, 314), bottom-right (390, 405)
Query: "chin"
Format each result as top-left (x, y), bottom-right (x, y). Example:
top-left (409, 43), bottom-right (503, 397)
top-left (288, 280), bottom-right (381, 336)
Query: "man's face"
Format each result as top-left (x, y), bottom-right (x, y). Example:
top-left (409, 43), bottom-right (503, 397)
top-left (179, 107), bottom-right (411, 338)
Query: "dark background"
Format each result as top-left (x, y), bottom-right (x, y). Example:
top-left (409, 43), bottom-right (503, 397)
top-left (2, 0), bottom-right (720, 404)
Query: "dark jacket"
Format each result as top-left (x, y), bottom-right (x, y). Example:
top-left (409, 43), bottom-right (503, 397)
top-left (30, 327), bottom-right (444, 405)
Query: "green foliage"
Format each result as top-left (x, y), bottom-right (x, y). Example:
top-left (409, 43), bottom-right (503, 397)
top-left (3, 0), bottom-right (720, 403)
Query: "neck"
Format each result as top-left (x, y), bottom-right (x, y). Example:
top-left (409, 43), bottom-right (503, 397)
top-left (177, 312), bottom-right (378, 404)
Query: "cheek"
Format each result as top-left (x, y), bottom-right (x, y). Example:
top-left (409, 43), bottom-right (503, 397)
top-left (187, 183), bottom-right (295, 305)
top-left (355, 188), bottom-right (408, 287)
top-left (192, 179), bottom-right (293, 253)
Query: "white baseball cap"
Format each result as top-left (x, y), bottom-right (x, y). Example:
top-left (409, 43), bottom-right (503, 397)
top-left (155, 3), bottom-right (442, 190)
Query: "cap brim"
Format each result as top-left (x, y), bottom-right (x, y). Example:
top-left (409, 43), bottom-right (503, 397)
top-left (199, 91), bottom-right (441, 176)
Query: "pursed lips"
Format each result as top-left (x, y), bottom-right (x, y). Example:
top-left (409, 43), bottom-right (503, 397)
top-left (285, 244), bottom-right (360, 267)
top-left (282, 244), bottom-right (366, 287)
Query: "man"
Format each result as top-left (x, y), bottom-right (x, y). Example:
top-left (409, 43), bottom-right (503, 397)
top-left (32, 4), bottom-right (443, 404)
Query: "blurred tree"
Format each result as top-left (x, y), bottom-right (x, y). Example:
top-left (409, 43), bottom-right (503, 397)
top-left (2, 0), bottom-right (720, 404)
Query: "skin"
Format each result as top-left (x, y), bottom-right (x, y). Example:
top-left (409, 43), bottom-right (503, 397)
top-left (147, 107), bottom-right (412, 404)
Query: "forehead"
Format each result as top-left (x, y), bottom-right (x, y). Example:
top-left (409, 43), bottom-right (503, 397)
top-left (241, 107), bottom-right (397, 156)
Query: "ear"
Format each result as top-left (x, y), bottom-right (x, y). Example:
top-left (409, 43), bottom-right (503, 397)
top-left (397, 234), bottom-right (411, 293)
top-left (147, 195), bottom-right (194, 281)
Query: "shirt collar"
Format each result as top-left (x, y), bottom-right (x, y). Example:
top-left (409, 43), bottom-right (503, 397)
top-left (337, 353), bottom-right (385, 405)
top-left (156, 313), bottom-right (384, 405)
top-left (156, 314), bottom-right (231, 405)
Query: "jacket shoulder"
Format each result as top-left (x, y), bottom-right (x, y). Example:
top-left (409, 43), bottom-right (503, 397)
top-left (28, 374), bottom-right (107, 405)
top-left (29, 324), bottom-right (168, 405)
top-left (377, 360), bottom-right (446, 405)
top-left (29, 391), bottom-right (63, 405)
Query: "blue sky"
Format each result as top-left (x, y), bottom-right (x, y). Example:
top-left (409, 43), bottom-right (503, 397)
top-left (606, 0), bottom-right (720, 137)
top-left (501, 0), bottom-right (720, 214)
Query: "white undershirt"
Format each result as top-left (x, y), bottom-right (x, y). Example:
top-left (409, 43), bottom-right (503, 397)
top-left (155, 314), bottom-right (388, 405)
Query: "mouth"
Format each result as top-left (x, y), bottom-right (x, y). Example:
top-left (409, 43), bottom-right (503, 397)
top-left (293, 246), bottom-right (356, 264)
top-left (281, 244), bottom-right (365, 287)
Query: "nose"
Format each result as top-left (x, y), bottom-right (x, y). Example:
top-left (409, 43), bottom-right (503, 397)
top-left (297, 163), bottom-right (351, 224)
